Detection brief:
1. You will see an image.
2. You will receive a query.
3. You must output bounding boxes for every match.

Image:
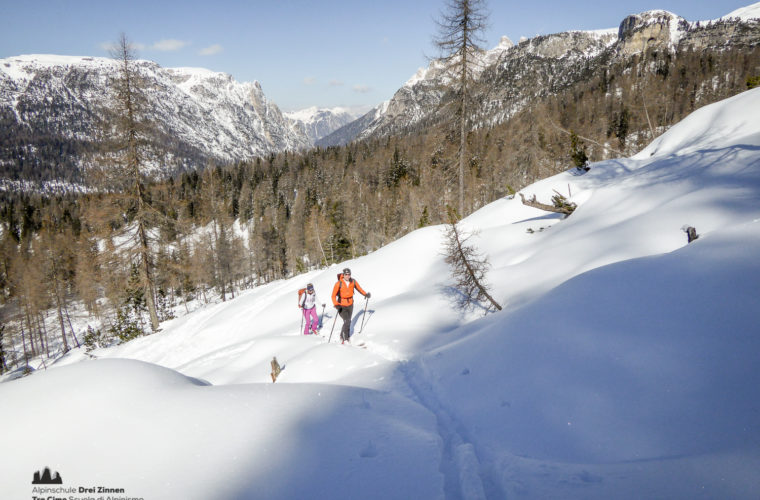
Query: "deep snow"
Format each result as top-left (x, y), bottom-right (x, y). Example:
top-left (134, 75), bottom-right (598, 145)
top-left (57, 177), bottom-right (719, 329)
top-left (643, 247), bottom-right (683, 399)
top-left (2, 88), bottom-right (760, 499)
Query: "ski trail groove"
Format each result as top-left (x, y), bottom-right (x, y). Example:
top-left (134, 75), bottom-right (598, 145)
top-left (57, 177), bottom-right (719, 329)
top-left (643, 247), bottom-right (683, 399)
top-left (399, 359), bottom-right (488, 500)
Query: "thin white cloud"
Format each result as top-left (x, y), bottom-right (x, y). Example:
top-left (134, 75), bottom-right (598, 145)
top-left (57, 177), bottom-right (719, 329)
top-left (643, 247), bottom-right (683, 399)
top-left (353, 84), bottom-right (372, 94)
top-left (199, 44), bottom-right (223, 56)
top-left (152, 39), bottom-right (189, 52)
top-left (329, 79), bottom-right (344, 87)
top-left (303, 77), bottom-right (317, 86)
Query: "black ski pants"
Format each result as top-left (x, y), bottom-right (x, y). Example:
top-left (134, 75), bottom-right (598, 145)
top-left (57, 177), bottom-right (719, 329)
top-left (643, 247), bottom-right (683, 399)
top-left (338, 304), bottom-right (354, 341)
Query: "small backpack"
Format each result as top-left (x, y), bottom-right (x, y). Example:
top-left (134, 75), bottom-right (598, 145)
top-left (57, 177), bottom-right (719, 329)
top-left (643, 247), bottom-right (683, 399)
top-left (297, 288), bottom-right (306, 306)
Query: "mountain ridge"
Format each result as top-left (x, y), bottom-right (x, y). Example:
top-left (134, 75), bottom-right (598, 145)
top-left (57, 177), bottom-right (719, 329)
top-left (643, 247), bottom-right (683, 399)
top-left (284, 106), bottom-right (365, 144)
top-left (319, 3), bottom-right (760, 147)
top-left (0, 54), bottom-right (311, 181)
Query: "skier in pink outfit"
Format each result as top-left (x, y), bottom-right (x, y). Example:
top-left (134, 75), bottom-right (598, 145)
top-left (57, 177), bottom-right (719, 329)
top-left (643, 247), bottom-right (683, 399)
top-left (299, 283), bottom-right (324, 335)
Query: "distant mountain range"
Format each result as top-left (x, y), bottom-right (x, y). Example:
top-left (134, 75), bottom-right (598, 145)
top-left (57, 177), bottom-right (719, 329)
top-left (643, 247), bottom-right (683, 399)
top-left (0, 56), bottom-right (359, 184)
top-left (318, 2), bottom-right (760, 146)
top-left (1, 2), bottom-right (758, 187)
top-left (284, 106), bottom-right (366, 145)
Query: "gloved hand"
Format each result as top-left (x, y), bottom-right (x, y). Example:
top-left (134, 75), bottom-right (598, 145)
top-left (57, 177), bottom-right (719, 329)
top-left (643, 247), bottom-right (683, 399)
top-left (366, 292), bottom-right (371, 299)
top-left (322, 303), bottom-right (326, 308)
top-left (336, 306), bottom-right (343, 313)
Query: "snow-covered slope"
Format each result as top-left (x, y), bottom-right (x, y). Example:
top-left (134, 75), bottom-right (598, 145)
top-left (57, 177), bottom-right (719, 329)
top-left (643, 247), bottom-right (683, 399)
top-left (721, 0), bottom-right (760, 20)
top-left (2, 88), bottom-right (760, 499)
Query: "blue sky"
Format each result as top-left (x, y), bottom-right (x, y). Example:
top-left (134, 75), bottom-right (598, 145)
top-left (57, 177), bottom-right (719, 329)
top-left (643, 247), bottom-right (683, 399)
top-left (0, 0), bottom-right (753, 112)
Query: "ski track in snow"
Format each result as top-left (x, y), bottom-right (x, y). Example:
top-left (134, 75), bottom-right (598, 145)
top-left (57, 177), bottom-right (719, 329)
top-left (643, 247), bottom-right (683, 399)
top-left (331, 318), bottom-right (487, 500)
top-left (399, 359), bottom-right (488, 500)
top-left (346, 309), bottom-right (490, 498)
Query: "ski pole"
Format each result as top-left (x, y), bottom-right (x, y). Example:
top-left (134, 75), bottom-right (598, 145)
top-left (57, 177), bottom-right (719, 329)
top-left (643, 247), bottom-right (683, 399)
top-left (298, 308), bottom-right (304, 336)
top-left (358, 296), bottom-right (370, 334)
top-left (328, 308), bottom-right (339, 343)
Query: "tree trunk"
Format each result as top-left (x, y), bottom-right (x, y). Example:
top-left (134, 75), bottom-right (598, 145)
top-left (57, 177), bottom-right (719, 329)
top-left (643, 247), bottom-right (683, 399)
top-left (519, 193), bottom-right (576, 216)
top-left (138, 217), bottom-right (160, 331)
top-left (25, 307), bottom-right (39, 356)
top-left (37, 313), bottom-right (49, 358)
top-left (642, 93), bottom-right (655, 140)
top-left (20, 321), bottom-right (29, 362)
top-left (63, 304), bottom-right (81, 348)
top-left (54, 288), bottom-right (69, 353)
top-left (459, 51), bottom-right (467, 218)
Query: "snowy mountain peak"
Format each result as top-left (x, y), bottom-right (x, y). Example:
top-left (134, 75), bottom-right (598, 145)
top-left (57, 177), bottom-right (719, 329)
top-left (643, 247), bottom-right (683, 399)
top-left (721, 1), bottom-right (760, 21)
top-left (284, 106), bottom-right (365, 143)
top-left (1, 54), bottom-right (114, 81)
top-left (284, 106), bottom-right (361, 123)
top-left (0, 54), bottom-right (311, 176)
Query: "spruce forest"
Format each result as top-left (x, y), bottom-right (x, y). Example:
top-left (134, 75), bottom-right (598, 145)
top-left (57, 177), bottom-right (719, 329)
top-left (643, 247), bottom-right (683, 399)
top-left (1, 19), bottom-right (759, 373)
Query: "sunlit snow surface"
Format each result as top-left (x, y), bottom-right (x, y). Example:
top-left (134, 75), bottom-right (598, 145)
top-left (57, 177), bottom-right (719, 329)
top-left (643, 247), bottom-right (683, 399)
top-left (2, 88), bottom-right (760, 499)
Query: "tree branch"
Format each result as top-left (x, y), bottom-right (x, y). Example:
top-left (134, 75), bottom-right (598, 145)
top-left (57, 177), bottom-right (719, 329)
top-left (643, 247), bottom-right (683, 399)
top-left (519, 193), bottom-right (576, 216)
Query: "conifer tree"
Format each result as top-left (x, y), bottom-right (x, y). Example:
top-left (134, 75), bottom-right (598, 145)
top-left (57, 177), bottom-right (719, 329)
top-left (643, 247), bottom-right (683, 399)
top-left (74, 235), bottom-right (101, 317)
top-left (570, 132), bottom-right (589, 170)
top-left (434, 0), bottom-right (489, 216)
top-left (90, 33), bottom-right (162, 331)
top-left (39, 219), bottom-right (74, 352)
top-left (199, 167), bottom-right (236, 301)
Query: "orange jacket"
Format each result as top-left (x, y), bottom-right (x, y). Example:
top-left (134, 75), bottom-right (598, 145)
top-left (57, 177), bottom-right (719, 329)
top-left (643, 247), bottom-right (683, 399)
top-left (332, 277), bottom-right (367, 307)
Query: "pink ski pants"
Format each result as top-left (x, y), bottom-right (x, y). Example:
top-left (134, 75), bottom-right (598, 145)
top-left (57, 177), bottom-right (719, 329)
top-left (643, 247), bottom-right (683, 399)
top-left (303, 307), bottom-right (318, 334)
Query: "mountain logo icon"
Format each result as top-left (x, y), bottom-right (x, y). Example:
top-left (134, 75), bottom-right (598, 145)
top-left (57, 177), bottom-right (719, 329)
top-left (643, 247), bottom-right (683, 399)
top-left (32, 467), bottom-right (63, 484)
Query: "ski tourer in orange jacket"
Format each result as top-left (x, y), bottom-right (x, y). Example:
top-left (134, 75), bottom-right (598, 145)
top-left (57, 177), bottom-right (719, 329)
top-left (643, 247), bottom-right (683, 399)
top-left (332, 268), bottom-right (369, 307)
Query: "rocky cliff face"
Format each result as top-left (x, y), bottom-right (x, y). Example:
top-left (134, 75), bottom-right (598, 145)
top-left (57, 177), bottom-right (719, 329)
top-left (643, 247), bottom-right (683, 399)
top-left (616, 11), bottom-right (687, 56)
top-left (0, 55), bottom-right (311, 181)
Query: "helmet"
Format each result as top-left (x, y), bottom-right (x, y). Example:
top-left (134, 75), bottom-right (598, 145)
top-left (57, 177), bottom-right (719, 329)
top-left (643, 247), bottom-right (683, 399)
top-left (343, 268), bottom-right (351, 275)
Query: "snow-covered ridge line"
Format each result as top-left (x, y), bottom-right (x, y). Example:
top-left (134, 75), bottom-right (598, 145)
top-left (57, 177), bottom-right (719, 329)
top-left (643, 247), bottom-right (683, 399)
top-left (0, 53), bottom-right (312, 174)
top-left (720, 1), bottom-right (760, 21)
top-left (1, 54), bottom-right (231, 78)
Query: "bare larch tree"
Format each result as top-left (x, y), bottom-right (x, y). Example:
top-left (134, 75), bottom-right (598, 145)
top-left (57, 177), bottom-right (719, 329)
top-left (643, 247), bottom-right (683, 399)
top-left (98, 33), bottom-right (161, 331)
top-left (434, 0), bottom-right (489, 217)
top-left (443, 207), bottom-right (502, 312)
